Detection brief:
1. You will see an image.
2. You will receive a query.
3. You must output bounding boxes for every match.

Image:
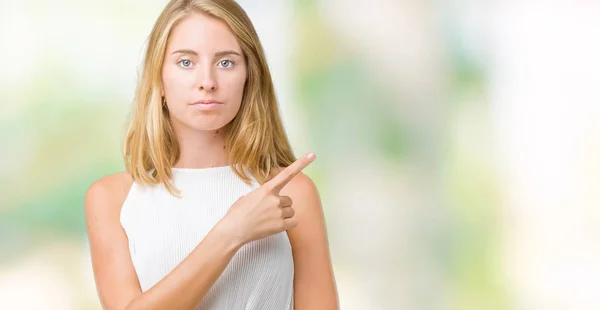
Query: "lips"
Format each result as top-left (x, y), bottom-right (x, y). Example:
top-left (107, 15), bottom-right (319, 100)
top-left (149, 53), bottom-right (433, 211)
top-left (190, 100), bottom-right (223, 111)
top-left (191, 100), bottom-right (223, 105)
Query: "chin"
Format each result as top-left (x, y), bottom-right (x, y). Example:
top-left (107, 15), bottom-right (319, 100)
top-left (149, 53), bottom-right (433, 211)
top-left (170, 110), bottom-right (237, 132)
top-left (185, 119), bottom-right (233, 132)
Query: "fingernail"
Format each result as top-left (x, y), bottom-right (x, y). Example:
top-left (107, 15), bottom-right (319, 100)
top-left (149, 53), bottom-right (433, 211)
top-left (307, 152), bottom-right (316, 160)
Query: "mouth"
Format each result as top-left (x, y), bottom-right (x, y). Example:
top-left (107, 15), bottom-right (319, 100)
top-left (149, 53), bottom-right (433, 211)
top-left (190, 100), bottom-right (223, 111)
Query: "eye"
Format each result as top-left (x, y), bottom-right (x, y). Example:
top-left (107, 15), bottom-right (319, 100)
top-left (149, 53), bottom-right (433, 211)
top-left (218, 59), bottom-right (234, 68)
top-left (177, 59), bottom-right (193, 68)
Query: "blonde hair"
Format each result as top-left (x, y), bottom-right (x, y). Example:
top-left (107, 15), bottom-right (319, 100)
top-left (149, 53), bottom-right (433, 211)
top-left (124, 0), bottom-right (296, 196)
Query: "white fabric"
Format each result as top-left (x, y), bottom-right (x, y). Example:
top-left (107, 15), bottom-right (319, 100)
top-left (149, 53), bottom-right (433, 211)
top-left (120, 166), bottom-right (294, 309)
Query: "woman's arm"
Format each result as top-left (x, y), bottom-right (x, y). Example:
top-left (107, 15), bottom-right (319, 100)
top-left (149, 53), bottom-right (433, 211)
top-left (85, 172), bottom-right (241, 310)
top-left (86, 156), bottom-right (315, 310)
top-left (281, 172), bottom-right (340, 310)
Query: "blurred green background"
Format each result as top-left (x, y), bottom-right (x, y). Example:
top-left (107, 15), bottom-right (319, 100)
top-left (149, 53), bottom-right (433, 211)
top-left (2, 1), bottom-right (600, 309)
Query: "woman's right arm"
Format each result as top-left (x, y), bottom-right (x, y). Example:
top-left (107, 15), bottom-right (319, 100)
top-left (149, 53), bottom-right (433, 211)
top-left (85, 172), bottom-right (242, 310)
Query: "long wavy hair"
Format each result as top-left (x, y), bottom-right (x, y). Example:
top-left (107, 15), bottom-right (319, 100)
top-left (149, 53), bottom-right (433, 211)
top-left (124, 0), bottom-right (296, 196)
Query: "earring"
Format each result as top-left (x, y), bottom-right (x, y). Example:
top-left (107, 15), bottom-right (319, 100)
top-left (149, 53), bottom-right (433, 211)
top-left (161, 96), bottom-right (167, 109)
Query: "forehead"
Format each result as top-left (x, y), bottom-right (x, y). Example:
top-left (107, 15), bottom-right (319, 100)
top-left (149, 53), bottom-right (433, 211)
top-left (166, 12), bottom-right (241, 53)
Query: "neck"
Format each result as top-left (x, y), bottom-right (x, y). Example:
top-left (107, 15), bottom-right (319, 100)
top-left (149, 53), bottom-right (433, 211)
top-left (172, 123), bottom-right (230, 169)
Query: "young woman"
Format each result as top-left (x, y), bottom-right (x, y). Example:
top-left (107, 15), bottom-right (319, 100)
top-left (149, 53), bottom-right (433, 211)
top-left (84, 0), bottom-right (338, 309)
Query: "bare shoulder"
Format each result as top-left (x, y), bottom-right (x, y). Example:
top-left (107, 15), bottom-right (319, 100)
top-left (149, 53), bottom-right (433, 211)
top-left (271, 168), bottom-right (339, 308)
top-left (85, 171), bottom-right (143, 308)
top-left (269, 167), bottom-right (320, 199)
top-left (268, 167), bottom-right (322, 216)
top-left (85, 171), bottom-right (133, 218)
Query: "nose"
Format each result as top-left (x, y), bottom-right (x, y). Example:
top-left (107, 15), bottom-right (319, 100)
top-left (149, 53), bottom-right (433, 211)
top-left (197, 67), bottom-right (218, 92)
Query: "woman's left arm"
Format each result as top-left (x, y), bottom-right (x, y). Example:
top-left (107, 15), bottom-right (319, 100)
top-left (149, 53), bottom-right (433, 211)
top-left (281, 172), bottom-right (339, 310)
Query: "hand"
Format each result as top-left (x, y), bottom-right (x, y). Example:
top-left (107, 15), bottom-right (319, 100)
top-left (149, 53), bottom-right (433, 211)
top-left (217, 152), bottom-right (316, 246)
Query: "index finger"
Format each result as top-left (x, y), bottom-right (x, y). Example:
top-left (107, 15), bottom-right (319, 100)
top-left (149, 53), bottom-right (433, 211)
top-left (263, 152), bottom-right (316, 193)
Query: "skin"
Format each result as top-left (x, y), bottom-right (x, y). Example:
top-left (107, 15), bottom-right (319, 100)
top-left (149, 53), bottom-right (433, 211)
top-left (85, 12), bottom-right (338, 310)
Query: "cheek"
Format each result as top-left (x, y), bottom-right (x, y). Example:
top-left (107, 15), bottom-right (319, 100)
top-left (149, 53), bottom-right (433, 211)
top-left (221, 73), bottom-right (247, 99)
top-left (162, 66), bottom-right (194, 94)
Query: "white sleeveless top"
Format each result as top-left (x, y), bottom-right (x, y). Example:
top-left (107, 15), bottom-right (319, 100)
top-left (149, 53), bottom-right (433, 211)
top-left (119, 166), bottom-right (294, 310)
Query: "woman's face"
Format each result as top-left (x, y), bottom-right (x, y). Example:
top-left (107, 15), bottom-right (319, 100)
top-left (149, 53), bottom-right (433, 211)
top-left (161, 12), bottom-right (247, 131)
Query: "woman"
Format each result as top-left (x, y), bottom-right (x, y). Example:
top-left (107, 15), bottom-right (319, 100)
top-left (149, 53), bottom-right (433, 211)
top-left (84, 0), bottom-right (338, 309)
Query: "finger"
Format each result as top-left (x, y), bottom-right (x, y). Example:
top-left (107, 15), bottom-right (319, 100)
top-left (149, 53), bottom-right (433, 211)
top-left (283, 217), bottom-right (298, 230)
top-left (264, 152), bottom-right (316, 193)
top-left (279, 195), bottom-right (292, 207)
top-left (281, 206), bottom-right (295, 219)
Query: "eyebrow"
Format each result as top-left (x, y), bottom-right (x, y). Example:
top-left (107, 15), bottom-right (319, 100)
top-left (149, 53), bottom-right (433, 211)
top-left (171, 49), bottom-right (241, 57)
